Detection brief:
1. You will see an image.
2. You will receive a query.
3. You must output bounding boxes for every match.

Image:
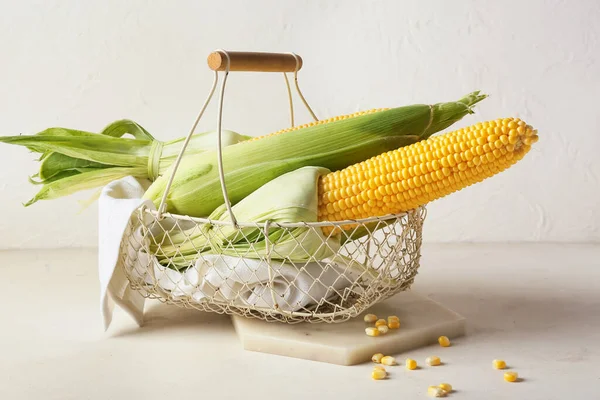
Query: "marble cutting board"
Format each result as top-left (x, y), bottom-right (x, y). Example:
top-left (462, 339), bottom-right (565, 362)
top-left (232, 291), bottom-right (465, 365)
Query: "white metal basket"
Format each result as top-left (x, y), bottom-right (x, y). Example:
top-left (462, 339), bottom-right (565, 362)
top-left (119, 50), bottom-right (426, 323)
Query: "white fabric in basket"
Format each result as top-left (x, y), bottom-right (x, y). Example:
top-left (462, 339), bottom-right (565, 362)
top-left (99, 177), bottom-right (349, 331)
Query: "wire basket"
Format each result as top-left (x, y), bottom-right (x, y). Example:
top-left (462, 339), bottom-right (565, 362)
top-left (119, 50), bottom-right (427, 323)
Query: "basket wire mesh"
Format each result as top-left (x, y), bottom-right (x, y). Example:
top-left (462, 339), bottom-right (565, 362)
top-left (119, 50), bottom-right (426, 323)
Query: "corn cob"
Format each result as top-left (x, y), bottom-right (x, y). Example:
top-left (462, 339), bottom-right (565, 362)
top-left (145, 92), bottom-right (487, 217)
top-left (318, 118), bottom-right (538, 233)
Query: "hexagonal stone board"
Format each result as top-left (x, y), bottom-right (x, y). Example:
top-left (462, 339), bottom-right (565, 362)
top-left (232, 291), bottom-right (465, 365)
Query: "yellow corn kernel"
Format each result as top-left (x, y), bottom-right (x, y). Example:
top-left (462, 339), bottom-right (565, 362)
top-left (493, 359), bottom-right (507, 369)
top-left (363, 313), bottom-right (378, 323)
top-left (318, 117), bottom-right (538, 234)
top-left (405, 358), bottom-right (417, 370)
top-left (372, 353), bottom-right (384, 363)
top-left (504, 371), bottom-right (519, 382)
top-left (365, 327), bottom-right (380, 337)
top-left (387, 315), bottom-right (400, 323)
top-left (427, 386), bottom-right (447, 397)
top-left (381, 356), bottom-right (396, 366)
top-left (426, 356), bottom-right (441, 366)
top-left (377, 325), bottom-right (389, 335)
top-left (438, 383), bottom-right (452, 393)
top-left (438, 336), bottom-right (451, 347)
top-left (388, 320), bottom-right (400, 329)
top-left (373, 365), bottom-right (386, 372)
top-left (375, 319), bottom-right (387, 327)
top-left (371, 369), bottom-right (387, 380)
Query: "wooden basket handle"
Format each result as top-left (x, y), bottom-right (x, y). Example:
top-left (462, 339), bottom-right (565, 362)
top-left (207, 51), bottom-right (303, 73)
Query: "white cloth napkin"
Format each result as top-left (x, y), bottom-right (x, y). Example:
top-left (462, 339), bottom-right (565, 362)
top-left (99, 177), bottom-right (350, 331)
top-left (98, 176), bottom-right (151, 330)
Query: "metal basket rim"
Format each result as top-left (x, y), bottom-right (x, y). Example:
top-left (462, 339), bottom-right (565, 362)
top-left (141, 205), bottom-right (426, 229)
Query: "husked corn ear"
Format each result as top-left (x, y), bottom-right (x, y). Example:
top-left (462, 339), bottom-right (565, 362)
top-left (318, 118), bottom-right (538, 233)
top-left (248, 109), bottom-right (388, 142)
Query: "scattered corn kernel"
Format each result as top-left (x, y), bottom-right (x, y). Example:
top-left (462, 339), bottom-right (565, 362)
top-left (373, 365), bottom-right (386, 372)
top-left (427, 386), bottom-right (447, 397)
top-left (388, 315), bottom-right (400, 323)
top-left (388, 320), bottom-right (400, 329)
top-left (426, 356), bottom-right (441, 366)
top-left (377, 325), bottom-right (389, 334)
top-left (493, 359), bottom-right (507, 369)
top-left (405, 358), bottom-right (417, 370)
top-left (365, 327), bottom-right (380, 337)
top-left (372, 369), bottom-right (387, 380)
top-left (438, 383), bottom-right (452, 393)
top-left (381, 356), bottom-right (396, 366)
top-left (438, 336), bottom-right (451, 347)
top-left (504, 371), bottom-right (518, 382)
top-left (364, 313), bottom-right (378, 323)
top-left (372, 353), bottom-right (384, 363)
top-left (375, 319), bottom-right (387, 327)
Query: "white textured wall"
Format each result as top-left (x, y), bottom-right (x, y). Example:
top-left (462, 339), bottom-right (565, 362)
top-left (0, 0), bottom-right (598, 248)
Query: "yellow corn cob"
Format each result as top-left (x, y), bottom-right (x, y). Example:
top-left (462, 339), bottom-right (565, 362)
top-left (318, 118), bottom-right (538, 233)
top-left (247, 108), bottom-right (389, 142)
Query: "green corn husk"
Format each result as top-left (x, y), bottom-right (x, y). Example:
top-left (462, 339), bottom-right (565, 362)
top-left (0, 119), bottom-right (250, 205)
top-left (144, 91), bottom-right (487, 217)
top-left (154, 166), bottom-right (335, 269)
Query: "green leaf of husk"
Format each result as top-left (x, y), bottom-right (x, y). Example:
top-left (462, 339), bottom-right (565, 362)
top-left (100, 119), bottom-right (155, 140)
top-left (24, 166), bottom-right (147, 206)
top-left (39, 152), bottom-right (113, 180)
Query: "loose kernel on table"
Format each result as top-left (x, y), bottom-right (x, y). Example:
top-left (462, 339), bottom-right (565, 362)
top-left (375, 319), bottom-right (387, 327)
top-left (381, 356), bottom-right (396, 366)
top-left (405, 358), bottom-right (417, 370)
top-left (377, 325), bottom-right (389, 334)
top-left (364, 313), bottom-right (378, 323)
top-left (372, 369), bottom-right (387, 380)
top-left (427, 386), bottom-right (447, 398)
top-left (388, 315), bottom-right (399, 323)
top-left (438, 383), bottom-right (453, 393)
top-left (372, 353), bottom-right (384, 363)
top-left (438, 336), bottom-right (451, 347)
top-left (426, 356), bottom-right (441, 366)
top-left (504, 371), bottom-right (519, 382)
top-left (373, 365), bottom-right (386, 372)
top-left (365, 327), bottom-right (380, 337)
top-left (493, 359), bottom-right (507, 369)
top-left (388, 320), bottom-right (400, 329)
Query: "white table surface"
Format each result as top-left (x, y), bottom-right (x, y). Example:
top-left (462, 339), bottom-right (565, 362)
top-left (1, 243), bottom-right (598, 400)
